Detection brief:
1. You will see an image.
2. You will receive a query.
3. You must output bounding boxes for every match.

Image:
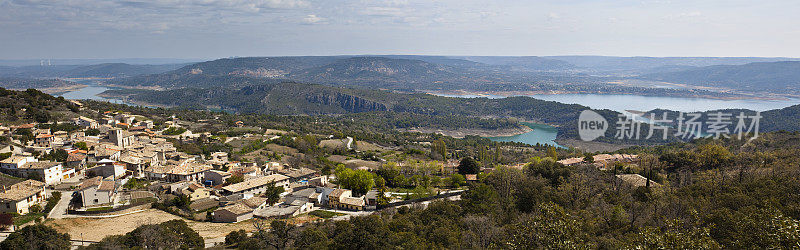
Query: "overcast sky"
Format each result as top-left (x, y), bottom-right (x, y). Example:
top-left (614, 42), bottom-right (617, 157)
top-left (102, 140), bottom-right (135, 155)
top-left (1, 0), bottom-right (799, 60)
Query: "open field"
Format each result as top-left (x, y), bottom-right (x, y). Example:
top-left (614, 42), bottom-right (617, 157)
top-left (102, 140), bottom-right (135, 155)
top-left (45, 209), bottom-right (257, 241)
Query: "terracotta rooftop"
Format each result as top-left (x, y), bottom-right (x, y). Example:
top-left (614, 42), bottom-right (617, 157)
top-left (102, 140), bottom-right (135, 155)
top-left (340, 196), bottom-right (365, 207)
top-left (78, 116), bottom-right (97, 123)
top-left (168, 162), bottom-right (212, 175)
top-left (217, 203), bottom-right (252, 216)
top-left (239, 197), bottom-right (268, 209)
top-left (0, 156), bottom-right (31, 164)
top-left (328, 188), bottom-right (349, 199)
top-left (66, 153), bottom-right (87, 162)
top-left (77, 176), bottom-right (103, 190)
top-left (222, 174), bottom-right (289, 193)
top-left (0, 180), bottom-right (45, 202)
top-left (98, 180), bottom-right (116, 192)
top-left (19, 161), bottom-right (61, 169)
top-left (616, 174), bottom-right (660, 188)
top-left (279, 167), bottom-right (317, 179)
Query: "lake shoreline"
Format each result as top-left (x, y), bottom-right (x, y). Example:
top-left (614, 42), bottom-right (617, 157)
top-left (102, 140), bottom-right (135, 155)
top-left (22, 84), bottom-right (88, 95)
top-left (95, 92), bottom-right (171, 109)
top-left (427, 89), bottom-right (791, 101)
top-left (399, 125), bottom-right (534, 138)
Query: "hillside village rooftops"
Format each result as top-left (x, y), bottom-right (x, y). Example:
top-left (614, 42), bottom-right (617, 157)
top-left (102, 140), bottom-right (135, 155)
top-left (328, 188), bottom-right (349, 199)
top-left (616, 174), bottom-right (660, 188)
top-left (170, 162), bottom-right (212, 175)
top-left (594, 154), bottom-right (638, 162)
top-left (145, 164), bottom-right (173, 174)
top-left (77, 176), bottom-right (103, 190)
top-left (35, 134), bottom-right (53, 139)
top-left (280, 167), bottom-right (317, 179)
top-left (12, 124), bottom-right (35, 129)
top-left (95, 147), bottom-right (121, 157)
top-left (557, 157), bottom-right (584, 165)
top-left (218, 203), bottom-right (252, 216)
top-left (0, 156), bottom-right (31, 164)
top-left (207, 170), bottom-right (232, 176)
top-left (222, 174), bottom-right (289, 193)
top-left (187, 183), bottom-right (204, 192)
top-left (66, 153), bottom-right (87, 162)
top-left (78, 116), bottom-right (97, 123)
top-left (98, 180), bottom-right (116, 192)
top-left (0, 179), bottom-right (45, 202)
top-left (239, 197), bottom-right (268, 209)
top-left (340, 196), bottom-right (365, 207)
top-left (19, 161), bottom-right (61, 169)
top-left (119, 155), bottom-right (143, 164)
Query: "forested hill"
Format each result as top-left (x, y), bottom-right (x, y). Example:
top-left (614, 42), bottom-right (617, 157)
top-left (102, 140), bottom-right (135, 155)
top-left (457, 56), bottom-right (577, 71)
top-left (0, 77), bottom-right (81, 90)
top-left (101, 82), bottom-right (391, 115)
top-left (101, 81), bottom-right (624, 141)
top-left (0, 88), bottom-right (80, 123)
top-left (59, 63), bottom-right (186, 78)
top-left (107, 56), bottom-right (482, 90)
top-left (642, 61), bottom-right (800, 93)
top-left (103, 56), bottom-right (800, 97)
top-left (106, 56), bottom-right (605, 92)
top-left (290, 57), bottom-right (464, 89)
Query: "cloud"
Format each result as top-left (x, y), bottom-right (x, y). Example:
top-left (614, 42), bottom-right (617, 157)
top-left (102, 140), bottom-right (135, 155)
top-left (360, 6), bottom-right (408, 17)
top-left (302, 14), bottom-right (326, 24)
top-left (677, 11), bottom-right (702, 18)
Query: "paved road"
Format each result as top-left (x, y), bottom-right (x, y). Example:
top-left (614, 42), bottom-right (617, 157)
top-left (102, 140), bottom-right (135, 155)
top-left (47, 190), bottom-right (74, 219)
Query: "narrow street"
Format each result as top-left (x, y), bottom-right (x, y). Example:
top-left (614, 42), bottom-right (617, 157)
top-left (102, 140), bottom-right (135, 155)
top-left (47, 191), bottom-right (74, 219)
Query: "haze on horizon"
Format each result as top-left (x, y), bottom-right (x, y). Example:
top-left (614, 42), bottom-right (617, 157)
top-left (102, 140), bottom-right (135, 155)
top-left (1, 0), bottom-right (799, 60)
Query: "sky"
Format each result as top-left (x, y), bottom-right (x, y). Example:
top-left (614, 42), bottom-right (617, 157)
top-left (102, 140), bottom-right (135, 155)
top-left (1, 0), bottom-right (800, 60)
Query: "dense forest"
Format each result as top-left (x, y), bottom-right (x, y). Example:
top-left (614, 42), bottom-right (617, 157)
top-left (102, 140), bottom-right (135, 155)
top-left (0, 88), bottom-right (80, 124)
top-left (0, 77), bottom-right (80, 90)
top-left (214, 131), bottom-right (800, 249)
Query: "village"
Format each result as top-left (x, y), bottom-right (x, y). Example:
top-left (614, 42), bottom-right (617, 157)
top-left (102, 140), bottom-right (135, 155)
top-left (0, 100), bottom-right (654, 247)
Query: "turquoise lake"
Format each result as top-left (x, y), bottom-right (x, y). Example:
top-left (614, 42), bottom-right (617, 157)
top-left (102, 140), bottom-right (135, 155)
top-left (488, 122), bottom-right (564, 148)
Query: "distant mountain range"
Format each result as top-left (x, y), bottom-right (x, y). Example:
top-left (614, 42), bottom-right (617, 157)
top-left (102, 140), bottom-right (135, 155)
top-left (0, 63), bottom-right (188, 78)
top-left (642, 61), bottom-right (800, 92)
top-left (0, 77), bottom-right (79, 90)
top-left (4, 55), bottom-right (800, 97)
top-left (544, 56), bottom-right (800, 72)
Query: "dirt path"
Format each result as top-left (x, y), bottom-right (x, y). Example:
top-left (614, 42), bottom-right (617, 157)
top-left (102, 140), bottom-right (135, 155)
top-left (45, 209), bottom-right (256, 242)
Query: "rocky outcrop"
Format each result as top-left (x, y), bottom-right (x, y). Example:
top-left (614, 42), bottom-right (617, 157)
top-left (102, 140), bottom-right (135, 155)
top-left (305, 92), bottom-right (389, 113)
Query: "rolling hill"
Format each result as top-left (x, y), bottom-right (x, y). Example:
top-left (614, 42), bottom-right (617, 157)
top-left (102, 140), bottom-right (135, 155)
top-left (0, 63), bottom-right (185, 78)
top-left (0, 77), bottom-right (81, 90)
top-left (642, 61), bottom-right (800, 93)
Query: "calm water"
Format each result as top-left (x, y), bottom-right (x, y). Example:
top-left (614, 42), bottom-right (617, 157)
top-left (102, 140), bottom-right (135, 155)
top-left (57, 84), bottom-right (149, 107)
top-left (437, 93), bottom-right (798, 112)
top-left (489, 122), bottom-right (564, 148)
top-left (525, 94), bottom-right (799, 112)
top-left (440, 93), bottom-right (800, 146)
